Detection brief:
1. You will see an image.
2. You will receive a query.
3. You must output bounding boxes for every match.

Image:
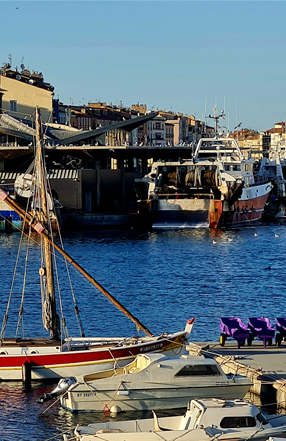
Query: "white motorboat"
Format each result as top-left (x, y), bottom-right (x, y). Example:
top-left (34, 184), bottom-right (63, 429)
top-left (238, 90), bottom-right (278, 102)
top-left (64, 398), bottom-right (286, 441)
top-left (59, 353), bottom-right (251, 412)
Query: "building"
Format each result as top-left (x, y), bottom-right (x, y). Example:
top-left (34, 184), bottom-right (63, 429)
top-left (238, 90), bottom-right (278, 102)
top-left (229, 129), bottom-right (262, 160)
top-left (260, 122), bottom-right (286, 157)
top-left (146, 114), bottom-right (166, 146)
top-left (0, 62), bottom-right (54, 123)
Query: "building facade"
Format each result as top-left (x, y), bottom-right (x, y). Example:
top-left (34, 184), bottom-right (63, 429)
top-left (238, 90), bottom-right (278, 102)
top-left (0, 63), bottom-right (54, 123)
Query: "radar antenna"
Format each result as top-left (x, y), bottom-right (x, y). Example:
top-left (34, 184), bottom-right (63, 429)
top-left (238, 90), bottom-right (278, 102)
top-left (206, 106), bottom-right (225, 135)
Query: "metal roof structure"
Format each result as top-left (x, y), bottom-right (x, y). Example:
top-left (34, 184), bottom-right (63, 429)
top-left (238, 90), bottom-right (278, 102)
top-left (55, 112), bottom-right (158, 145)
top-left (0, 111), bottom-right (158, 146)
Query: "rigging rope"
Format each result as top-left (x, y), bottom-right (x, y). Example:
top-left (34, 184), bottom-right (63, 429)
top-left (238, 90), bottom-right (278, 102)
top-left (50, 172), bottom-right (86, 338)
top-left (0, 197), bottom-right (30, 343)
top-left (15, 202), bottom-right (32, 338)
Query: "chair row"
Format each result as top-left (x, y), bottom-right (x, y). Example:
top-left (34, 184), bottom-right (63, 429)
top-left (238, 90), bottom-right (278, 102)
top-left (219, 317), bottom-right (286, 348)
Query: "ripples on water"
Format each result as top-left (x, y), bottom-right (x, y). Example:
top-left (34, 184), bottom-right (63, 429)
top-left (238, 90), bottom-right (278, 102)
top-left (0, 225), bottom-right (285, 439)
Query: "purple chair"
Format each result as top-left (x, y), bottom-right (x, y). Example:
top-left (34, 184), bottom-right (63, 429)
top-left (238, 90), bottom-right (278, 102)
top-left (220, 317), bottom-right (250, 348)
top-left (275, 318), bottom-right (286, 346)
top-left (247, 317), bottom-right (275, 348)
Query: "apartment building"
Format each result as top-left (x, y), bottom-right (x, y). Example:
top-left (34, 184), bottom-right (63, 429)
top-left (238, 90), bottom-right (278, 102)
top-left (0, 62), bottom-right (54, 123)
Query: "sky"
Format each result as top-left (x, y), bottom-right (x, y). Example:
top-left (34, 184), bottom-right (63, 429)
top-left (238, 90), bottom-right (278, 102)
top-left (1, 1), bottom-right (286, 132)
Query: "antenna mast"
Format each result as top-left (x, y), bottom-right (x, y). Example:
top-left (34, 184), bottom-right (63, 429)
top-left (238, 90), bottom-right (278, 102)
top-left (206, 107), bottom-right (225, 135)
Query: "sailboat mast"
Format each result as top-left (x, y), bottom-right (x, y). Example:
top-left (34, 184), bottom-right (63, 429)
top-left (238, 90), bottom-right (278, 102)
top-left (0, 189), bottom-right (153, 336)
top-left (35, 107), bottom-right (59, 340)
top-left (0, 108), bottom-right (154, 338)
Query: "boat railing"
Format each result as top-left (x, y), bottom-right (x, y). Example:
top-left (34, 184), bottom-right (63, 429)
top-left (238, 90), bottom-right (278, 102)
top-left (152, 193), bottom-right (215, 199)
top-left (253, 175), bottom-right (273, 185)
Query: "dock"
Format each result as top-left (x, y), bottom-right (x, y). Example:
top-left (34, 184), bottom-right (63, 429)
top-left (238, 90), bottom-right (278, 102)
top-left (188, 341), bottom-right (286, 408)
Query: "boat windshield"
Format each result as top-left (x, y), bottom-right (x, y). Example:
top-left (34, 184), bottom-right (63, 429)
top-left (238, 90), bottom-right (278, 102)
top-left (220, 416), bottom-right (256, 428)
top-left (175, 364), bottom-right (221, 376)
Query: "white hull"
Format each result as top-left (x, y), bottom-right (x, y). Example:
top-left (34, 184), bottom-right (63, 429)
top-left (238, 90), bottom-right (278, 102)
top-left (61, 383), bottom-right (251, 413)
top-left (66, 398), bottom-right (286, 441)
top-left (71, 430), bottom-right (286, 441)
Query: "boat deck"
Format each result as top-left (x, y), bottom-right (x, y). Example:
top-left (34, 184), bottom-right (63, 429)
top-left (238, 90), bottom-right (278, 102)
top-left (0, 338), bottom-right (62, 347)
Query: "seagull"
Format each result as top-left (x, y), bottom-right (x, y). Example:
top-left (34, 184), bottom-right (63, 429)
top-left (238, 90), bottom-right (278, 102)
top-left (228, 238), bottom-right (233, 242)
top-left (265, 266), bottom-right (271, 270)
top-left (275, 234), bottom-right (280, 238)
top-left (212, 239), bottom-right (217, 244)
top-left (254, 233), bottom-right (259, 237)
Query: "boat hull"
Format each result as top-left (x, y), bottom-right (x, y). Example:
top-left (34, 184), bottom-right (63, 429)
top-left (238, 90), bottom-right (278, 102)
top-left (0, 205), bottom-right (23, 232)
top-left (220, 182), bottom-right (272, 227)
top-left (143, 183), bottom-right (272, 229)
top-left (61, 382), bottom-right (251, 413)
top-left (149, 199), bottom-right (222, 229)
top-left (71, 421), bottom-right (286, 441)
top-left (0, 332), bottom-right (188, 381)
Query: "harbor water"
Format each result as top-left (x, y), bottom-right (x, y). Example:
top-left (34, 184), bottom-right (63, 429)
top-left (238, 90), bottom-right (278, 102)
top-left (0, 225), bottom-right (286, 440)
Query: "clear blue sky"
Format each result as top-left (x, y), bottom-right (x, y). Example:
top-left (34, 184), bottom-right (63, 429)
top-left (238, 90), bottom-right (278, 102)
top-left (1, 1), bottom-right (286, 132)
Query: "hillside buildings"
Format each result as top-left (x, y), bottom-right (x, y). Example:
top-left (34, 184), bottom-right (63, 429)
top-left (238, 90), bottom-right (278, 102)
top-left (0, 58), bottom-right (284, 225)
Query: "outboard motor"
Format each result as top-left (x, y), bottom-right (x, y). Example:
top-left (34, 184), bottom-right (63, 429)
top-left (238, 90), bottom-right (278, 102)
top-left (37, 376), bottom-right (77, 403)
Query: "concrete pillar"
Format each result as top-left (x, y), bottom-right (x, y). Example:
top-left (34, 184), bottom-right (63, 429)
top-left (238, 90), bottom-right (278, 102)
top-left (142, 158), bottom-right (148, 176)
top-left (95, 161), bottom-right (101, 210)
top-left (119, 158), bottom-right (125, 203)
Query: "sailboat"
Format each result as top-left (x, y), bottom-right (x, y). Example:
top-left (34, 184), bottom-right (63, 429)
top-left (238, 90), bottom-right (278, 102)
top-left (0, 108), bottom-right (194, 381)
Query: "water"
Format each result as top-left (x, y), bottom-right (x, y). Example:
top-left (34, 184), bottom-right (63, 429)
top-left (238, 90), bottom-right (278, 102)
top-left (0, 225), bottom-right (285, 440)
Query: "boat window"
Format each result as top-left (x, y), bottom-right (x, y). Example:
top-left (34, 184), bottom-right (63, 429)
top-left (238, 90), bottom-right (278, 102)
top-left (224, 165), bottom-right (231, 171)
top-left (175, 364), bottom-right (221, 376)
top-left (220, 417), bottom-right (256, 428)
top-left (233, 165), bottom-right (241, 171)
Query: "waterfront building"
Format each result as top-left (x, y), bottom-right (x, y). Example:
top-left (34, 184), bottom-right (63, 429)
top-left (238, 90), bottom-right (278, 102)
top-left (0, 62), bottom-right (54, 124)
top-left (260, 122), bottom-right (286, 156)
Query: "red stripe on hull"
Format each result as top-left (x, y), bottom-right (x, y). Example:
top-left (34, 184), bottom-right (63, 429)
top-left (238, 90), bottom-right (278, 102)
top-left (0, 334), bottom-right (186, 378)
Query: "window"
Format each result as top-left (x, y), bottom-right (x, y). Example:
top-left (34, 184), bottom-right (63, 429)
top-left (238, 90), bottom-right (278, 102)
top-left (175, 364), bottom-right (221, 377)
top-left (9, 100), bottom-right (17, 112)
top-left (220, 417), bottom-right (256, 428)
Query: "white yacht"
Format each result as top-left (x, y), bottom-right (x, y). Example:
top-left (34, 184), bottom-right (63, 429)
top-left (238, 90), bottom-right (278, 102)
top-left (59, 353), bottom-right (251, 413)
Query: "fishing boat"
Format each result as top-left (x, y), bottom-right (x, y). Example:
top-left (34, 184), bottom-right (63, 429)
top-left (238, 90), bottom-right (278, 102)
top-left (138, 136), bottom-right (272, 229)
top-left (63, 398), bottom-right (286, 441)
top-left (0, 107), bottom-right (194, 381)
top-left (56, 353), bottom-right (251, 413)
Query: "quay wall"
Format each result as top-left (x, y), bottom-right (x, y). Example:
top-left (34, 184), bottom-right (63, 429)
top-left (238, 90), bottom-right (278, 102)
top-left (187, 342), bottom-right (286, 408)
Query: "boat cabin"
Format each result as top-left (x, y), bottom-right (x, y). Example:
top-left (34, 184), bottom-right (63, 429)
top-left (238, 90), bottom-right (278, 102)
top-left (182, 399), bottom-right (268, 432)
top-left (83, 353), bottom-right (227, 383)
